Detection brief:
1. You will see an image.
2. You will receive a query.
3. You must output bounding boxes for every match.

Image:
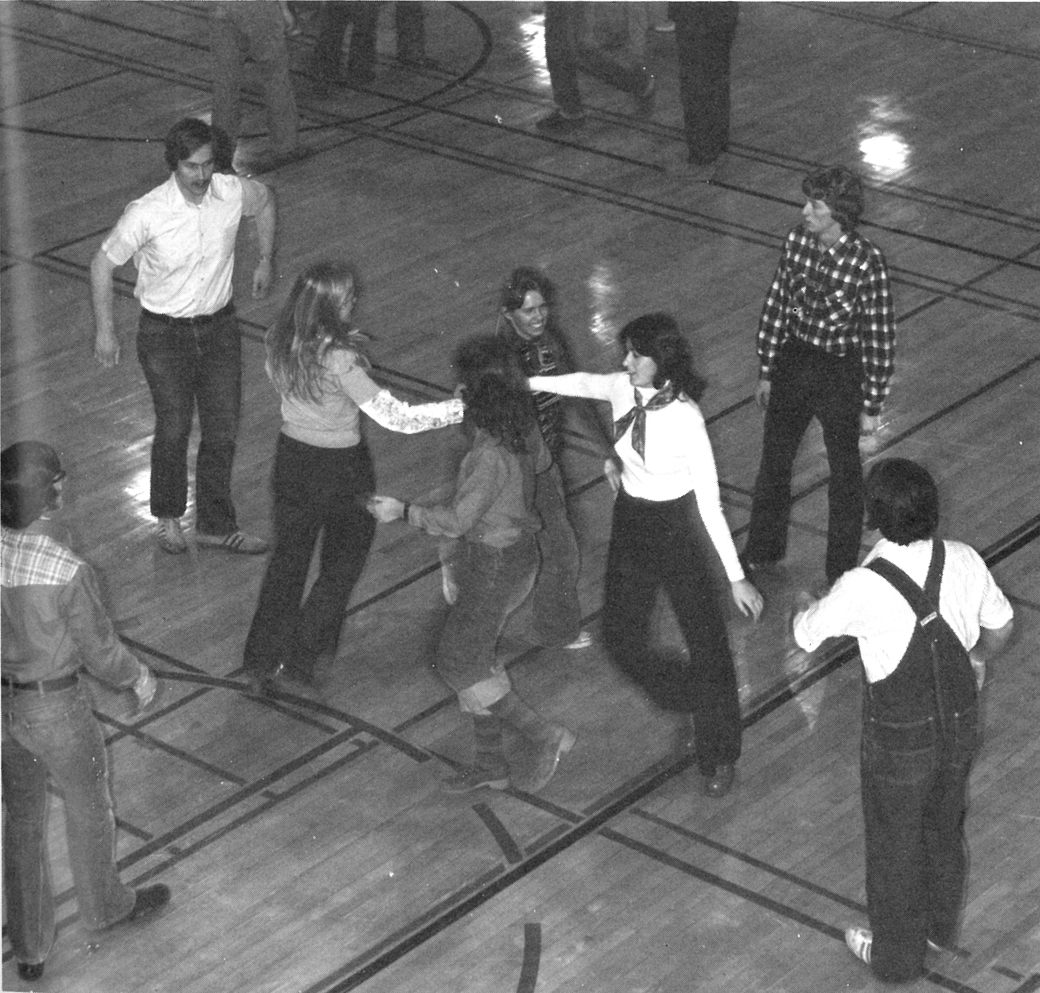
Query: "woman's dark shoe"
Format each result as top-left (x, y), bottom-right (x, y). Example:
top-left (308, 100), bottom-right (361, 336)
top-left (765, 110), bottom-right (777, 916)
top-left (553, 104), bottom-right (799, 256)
top-left (111, 884), bottom-right (171, 927)
top-left (18, 962), bottom-right (45, 981)
top-left (441, 764), bottom-right (510, 794)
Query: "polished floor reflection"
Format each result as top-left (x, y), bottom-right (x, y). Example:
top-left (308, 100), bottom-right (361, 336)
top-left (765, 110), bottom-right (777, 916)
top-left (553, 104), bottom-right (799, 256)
top-left (1, 3), bottom-right (1038, 992)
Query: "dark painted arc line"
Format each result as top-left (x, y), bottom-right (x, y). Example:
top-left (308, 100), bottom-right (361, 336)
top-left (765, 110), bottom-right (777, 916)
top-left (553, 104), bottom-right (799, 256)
top-left (517, 923), bottom-right (541, 993)
top-left (97, 712), bottom-right (250, 785)
top-left (1011, 976), bottom-right (1040, 993)
top-left (472, 802), bottom-right (525, 864)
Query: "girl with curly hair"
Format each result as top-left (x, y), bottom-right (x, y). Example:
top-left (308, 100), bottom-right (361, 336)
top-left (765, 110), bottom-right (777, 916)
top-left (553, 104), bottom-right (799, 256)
top-left (369, 335), bottom-right (577, 795)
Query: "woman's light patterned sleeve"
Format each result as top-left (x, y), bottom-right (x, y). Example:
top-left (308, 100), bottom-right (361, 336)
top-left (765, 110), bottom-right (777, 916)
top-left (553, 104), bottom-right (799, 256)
top-left (360, 390), bottom-right (464, 434)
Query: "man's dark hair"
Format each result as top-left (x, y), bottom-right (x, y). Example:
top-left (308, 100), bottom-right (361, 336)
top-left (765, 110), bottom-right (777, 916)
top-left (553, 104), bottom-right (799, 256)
top-left (621, 312), bottom-right (706, 401)
top-left (1, 441), bottom-right (65, 529)
top-left (499, 266), bottom-right (556, 314)
top-left (164, 117), bottom-right (215, 171)
top-left (802, 166), bottom-right (865, 232)
top-left (864, 458), bottom-right (939, 545)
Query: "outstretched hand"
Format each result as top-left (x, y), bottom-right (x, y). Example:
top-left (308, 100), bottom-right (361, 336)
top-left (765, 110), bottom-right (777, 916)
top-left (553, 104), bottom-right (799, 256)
top-left (367, 494), bottom-right (405, 523)
top-left (731, 578), bottom-right (764, 621)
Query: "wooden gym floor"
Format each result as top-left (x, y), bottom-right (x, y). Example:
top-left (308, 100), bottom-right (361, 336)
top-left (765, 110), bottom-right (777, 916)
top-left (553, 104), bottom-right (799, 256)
top-left (1, 2), bottom-right (1038, 991)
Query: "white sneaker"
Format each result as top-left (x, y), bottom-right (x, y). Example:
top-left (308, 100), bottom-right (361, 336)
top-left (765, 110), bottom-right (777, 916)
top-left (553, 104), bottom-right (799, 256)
top-left (155, 517), bottom-right (187, 554)
top-left (564, 630), bottom-right (593, 650)
top-left (845, 926), bottom-right (872, 965)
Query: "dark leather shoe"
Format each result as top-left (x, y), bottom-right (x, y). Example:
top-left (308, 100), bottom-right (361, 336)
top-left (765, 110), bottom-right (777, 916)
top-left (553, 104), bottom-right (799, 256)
top-left (18, 962), bottom-right (45, 981)
top-left (703, 763), bottom-right (735, 797)
top-left (124, 883), bottom-right (171, 923)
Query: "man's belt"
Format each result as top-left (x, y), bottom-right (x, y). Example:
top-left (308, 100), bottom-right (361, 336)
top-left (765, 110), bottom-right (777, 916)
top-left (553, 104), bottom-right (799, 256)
top-left (140, 301), bottom-right (235, 327)
top-left (1, 673), bottom-right (79, 693)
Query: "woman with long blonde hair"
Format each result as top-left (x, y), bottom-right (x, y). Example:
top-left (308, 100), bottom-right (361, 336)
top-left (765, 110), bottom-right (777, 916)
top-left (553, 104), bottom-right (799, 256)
top-left (244, 260), bottom-right (463, 695)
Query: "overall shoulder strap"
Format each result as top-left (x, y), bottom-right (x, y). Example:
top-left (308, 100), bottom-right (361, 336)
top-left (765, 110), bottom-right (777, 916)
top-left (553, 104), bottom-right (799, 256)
top-left (922, 537), bottom-right (945, 603)
top-left (866, 554), bottom-right (937, 624)
top-left (866, 539), bottom-right (944, 623)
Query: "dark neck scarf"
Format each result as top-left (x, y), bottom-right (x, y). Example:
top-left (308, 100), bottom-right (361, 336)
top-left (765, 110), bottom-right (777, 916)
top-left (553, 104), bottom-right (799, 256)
top-left (614, 383), bottom-right (678, 461)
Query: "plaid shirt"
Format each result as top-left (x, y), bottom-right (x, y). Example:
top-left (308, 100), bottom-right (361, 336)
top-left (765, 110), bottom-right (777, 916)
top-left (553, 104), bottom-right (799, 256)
top-left (758, 225), bottom-right (896, 414)
top-left (499, 324), bottom-right (569, 459)
top-left (1, 524), bottom-right (140, 685)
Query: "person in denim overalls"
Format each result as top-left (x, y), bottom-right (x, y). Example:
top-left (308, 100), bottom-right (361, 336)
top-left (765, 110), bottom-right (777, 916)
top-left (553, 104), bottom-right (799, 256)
top-left (793, 458), bottom-right (1014, 981)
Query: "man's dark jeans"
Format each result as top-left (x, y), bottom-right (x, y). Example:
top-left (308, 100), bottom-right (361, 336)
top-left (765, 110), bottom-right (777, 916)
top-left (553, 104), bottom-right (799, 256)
top-left (136, 308), bottom-right (241, 535)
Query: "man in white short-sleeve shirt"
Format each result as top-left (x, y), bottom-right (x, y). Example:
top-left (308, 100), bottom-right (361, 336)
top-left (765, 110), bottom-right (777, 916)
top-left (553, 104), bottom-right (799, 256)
top-left (792, 458), bottom-right (1013, 982)
top-left (90, 117), bottom-right (276, 555)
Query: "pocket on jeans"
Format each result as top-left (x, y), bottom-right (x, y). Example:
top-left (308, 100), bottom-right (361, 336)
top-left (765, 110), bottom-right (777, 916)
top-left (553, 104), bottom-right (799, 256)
top-left (863, 716), bottom-right (936, 784)
top-left (863, 739), bottom-right (936, 785)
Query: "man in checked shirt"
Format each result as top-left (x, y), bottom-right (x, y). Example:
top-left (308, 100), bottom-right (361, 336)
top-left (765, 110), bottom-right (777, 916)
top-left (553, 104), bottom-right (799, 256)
top-left (743, 166), bottom-right (895, 590)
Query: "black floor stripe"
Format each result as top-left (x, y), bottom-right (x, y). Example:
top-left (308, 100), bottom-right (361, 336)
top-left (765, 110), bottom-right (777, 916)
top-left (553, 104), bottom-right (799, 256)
top-left (517, 923), bottom-right (541, 993)
top-left (473, 802), bottom-right (524, 865)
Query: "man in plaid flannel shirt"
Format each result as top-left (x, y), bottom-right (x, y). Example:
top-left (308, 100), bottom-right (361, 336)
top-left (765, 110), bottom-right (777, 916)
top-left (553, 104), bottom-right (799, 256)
top-left (743, 166), bottom-right (896, 588)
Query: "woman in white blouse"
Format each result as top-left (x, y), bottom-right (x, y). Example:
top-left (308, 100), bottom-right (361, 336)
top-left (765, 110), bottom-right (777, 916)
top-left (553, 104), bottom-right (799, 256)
top-left (244, 260), bottom-right (464, 696)
top-left (529, 313), bottom-right (762, 797)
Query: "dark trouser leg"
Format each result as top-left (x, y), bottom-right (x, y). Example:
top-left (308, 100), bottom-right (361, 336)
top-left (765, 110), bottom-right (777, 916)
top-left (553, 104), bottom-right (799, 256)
top-left (602, 492), bottom-right (695, 713)
top-left (137, 316), bottom-right (197, 521)
top-left (744, 353), bottom-right (815, 566)
top-left (659, 500), bottom-right (742, 776)
top-left (861, 730), bottom-right (933, 982)
top-left (235, 2), bottom-right (299, 154)
top-left (289, 444), bottom-right (377, 676)
top-left (923, 710), bottom-right (978, 948)
top-left (345, 1), bottom-right (381, 82)
top-left (544, 2), bottom-right (583, 116)
top-left (243, 435), bottom-right (324, 676)
top-left (313, 1), bottom-right (352, 80)
top-left (193, 313), bottom-right (242, 536)
top-left (672, 6), bottom-right (736, 163)
top-left (816, 355), bottom-right (865, 584)
top-left (530, 466), bottom-right (582, 647)
top-left (395, 0), bottom-right (425, 61)
top-left (210, 15), bottom-right (245, 145)
top-left (576, 45), bottom-right (647, 95)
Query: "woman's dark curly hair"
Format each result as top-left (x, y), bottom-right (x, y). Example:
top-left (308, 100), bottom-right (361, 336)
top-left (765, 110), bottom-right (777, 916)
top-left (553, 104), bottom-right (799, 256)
top-left (499, 266), bottom-right (556, 313)
top-left (621, 313), bottom-right (706, 401)
top-left (453, 336), bottom-right (533, 454)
